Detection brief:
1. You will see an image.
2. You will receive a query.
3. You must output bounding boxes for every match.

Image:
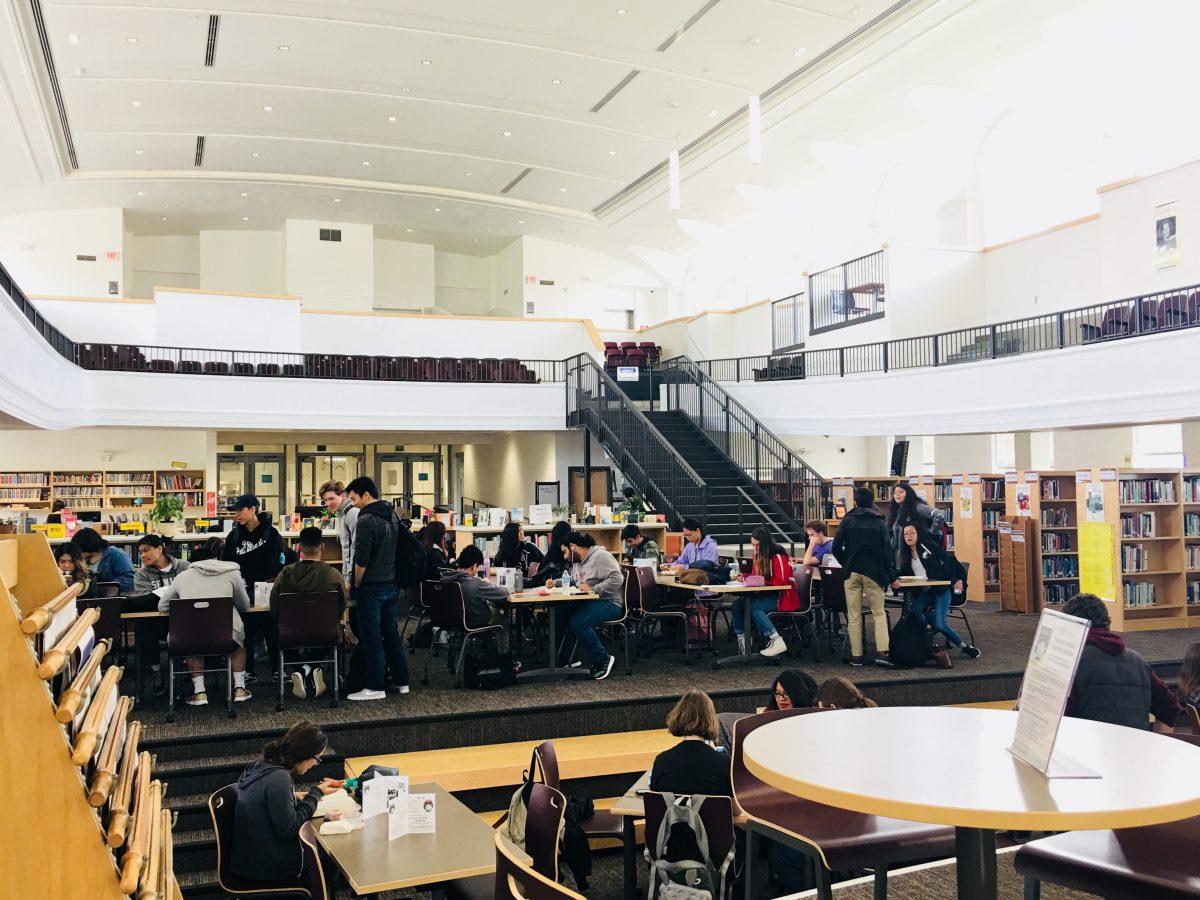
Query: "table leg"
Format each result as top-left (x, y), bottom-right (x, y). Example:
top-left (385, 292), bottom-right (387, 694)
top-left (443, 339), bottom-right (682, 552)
top-left (743, 827), bottom-right (757, 900)
top-left (133, 619), bottom-right (147, 704)
top-left (622, 815), bottom-right (636, 900)
top-left (955, 827), bottom-right (997, 899)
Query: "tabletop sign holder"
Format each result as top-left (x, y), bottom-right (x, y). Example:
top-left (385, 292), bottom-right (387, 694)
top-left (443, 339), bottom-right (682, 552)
top-left (1009, 608), bottom-right (1100, 779)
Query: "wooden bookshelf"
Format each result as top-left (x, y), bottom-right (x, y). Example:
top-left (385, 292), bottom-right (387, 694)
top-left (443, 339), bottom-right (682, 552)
top-left (931, 475), bottom-right (956, 553)
top-left (951, 474), bottom-right (987, 602)
top-left (853, 475), bottom-right (903, 519)
top-left (155, 470), bottom-right (206, 510)
top-left (1182, 471), bottom-right (1200, 616)
top-left (104, 471), bottom-right (155, 508)
top-left (1009, 471), bottom-right (1081, 610)
top-left (51, 470), bottom-right (106, 511)
top-left (0, 469), bottom-right (206, 514)
top-left (0, 472), bottom-right (51, 507)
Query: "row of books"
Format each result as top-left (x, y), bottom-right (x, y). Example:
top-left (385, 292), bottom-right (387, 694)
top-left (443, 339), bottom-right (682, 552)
top-left (52, 485), bottom-right (106, 498)
top-left (1043, 557), bottom-right (1079, 577)
top-left (984, 561), bottom-right (1000, 585)
top-left (1188, 546), bottom-right (1200, 570)
top-left (981, 480), bottom-right (1005, 501)
top-left (1041, 507), bottom-right (1072, 527)
top-left (1042, 532), bottom-right (1074, 552)
top-left (945, 533), bottom-right (955, 551)
top-left (983, 510), bottom-right (1000, 528)
top-left (0, 488), bottom-right (45, 500)
top-left (107, 486), bottom-right (154, 498)
top-left (1119, 478), bottom-right (1176, 504)
top-left (1121, 545), bottom-right (1151, 572)
top-left (1121, 511), bottom-right (1156, 537)
top-left (1189, 581), bottom-right (1200, 605)
top-left (1186, 512), bottom-right (1200, 537)
top-left (160, 491), bottom-right (206, 507)
top-left (1041, 480), bottom-right (1068, 499)
top-left (1043, 582), bottom-right (1080, 605)
top-left (0, 473), bottom-right (48, 486)
top-left (935, 484), bottom-right (953, 502)
top-left (983, 533), bottom-right (999, 555)
top-left (1185, 477), bottom-right (1200, 503)
top-left (1124, 582), bottom-right (1157, 608)
top-left (52, 472), bottom-right (103, 485)
top-left (106, 473), bottom-right (153, 484)
top-left (158, 473), bottom-right (204, 490)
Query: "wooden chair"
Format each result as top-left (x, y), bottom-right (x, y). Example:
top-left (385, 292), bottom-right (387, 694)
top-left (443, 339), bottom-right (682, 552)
top-left (732, 709), bottom-right (955, 899)
top-left (642, 791), bottom-right (738, 899)
top-left (767, 564), bottom-right (821, 662)
top-left (533, 740), bottom-right (625, 843)
top-left (165, 595), bottom-right (237, 721)
top-left (1015, 733), bottom-right (1200, 900)
top-left (1187, 703), bottom-right (1200, 734)
top-left (419, 580), bottom-right (506, 688)
top-left (208, 784), bottom-right (328, 899)
top-left (495, 831), bottom-right (585, 900)
top-left (275, 591), bottom-right (342, 712)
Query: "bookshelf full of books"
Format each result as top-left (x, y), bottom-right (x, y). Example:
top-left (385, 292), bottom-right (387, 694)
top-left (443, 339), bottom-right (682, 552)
top-left (980, 476), bottom-right (1005, 598)
top-left (1078, 469), bottom-right (1190, 632)
top-left (0, 472), bottom-right (51, 506)
top-left (853, 476), bottom-right (903, 519)
top-left (1186, 472), bottom-right (1200, 618)
top-left (933, 475), bottom-right (955, 551)
top-left (50, 471), bottom-right (106, 510)
top-left (1009, 472), bottom-right (1082, 608)
top-left (951, 474), bottom-right (1003, 603)
top-left (104, 471), bottom-right (155, 508)
top-left (156, 470), bottom-right (207, 510)
top-left (0, 468), bottom-right (207, 515)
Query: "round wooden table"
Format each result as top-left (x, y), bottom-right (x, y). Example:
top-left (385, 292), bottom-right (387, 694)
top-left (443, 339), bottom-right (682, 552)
top-left (742, 707), bottom-right (1200, 898)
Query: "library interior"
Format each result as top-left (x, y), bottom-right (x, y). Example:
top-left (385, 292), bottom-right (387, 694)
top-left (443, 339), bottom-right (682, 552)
top-left (6, 1), bottom-right (1200, 898)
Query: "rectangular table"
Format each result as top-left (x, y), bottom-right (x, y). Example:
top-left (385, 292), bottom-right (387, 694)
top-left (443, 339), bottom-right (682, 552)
top-left (315, 782), bottom-right (501, 896)
top-left (655, 575), bottom-right (790, 668)
top-left (507, 589), bottom-right (599, 680)
top-left (612, 770), bottom-right (651, 900)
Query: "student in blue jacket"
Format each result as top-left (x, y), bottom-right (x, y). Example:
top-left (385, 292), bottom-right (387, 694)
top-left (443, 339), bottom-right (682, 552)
top-left (72, 527), bottom-right (135, 593)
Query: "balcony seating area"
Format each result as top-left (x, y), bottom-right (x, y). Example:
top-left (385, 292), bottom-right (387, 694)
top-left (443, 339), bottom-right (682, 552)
top-left (75, 345), bottom-right (545, 383)
top-left (603, 341), bottom-right (661, 367)
top-left (752, 354), bottom-right (805, 382)
top-left (1080, 291), bottom-right (1200, 342)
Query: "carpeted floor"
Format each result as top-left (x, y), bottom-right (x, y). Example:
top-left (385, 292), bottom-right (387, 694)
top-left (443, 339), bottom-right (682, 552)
top-left (134, 602), bottom-right (1195, 741)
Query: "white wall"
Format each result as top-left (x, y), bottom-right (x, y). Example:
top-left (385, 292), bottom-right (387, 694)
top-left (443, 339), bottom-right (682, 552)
top-left (156, 289), bottom-right (302, 353)
top-left (779, 435), bottom-right (875, 478)
top-left (284, 219), bottom-right (373, 310)
top-left (1049, 427), bottom-right (1133, 470)
top-left (0, 208), bottom-right (124, 298)
top-left (491, 239), bottom-right (524, 317)
top-left (932, 434), bottom-right (993, 473)
top-left (30, 297), bottom-right (156, 344)
top-left (0, 427), bottom-right (216, 485)
top-left (128, 235), bottom-right (200, 300)
top-left (983, 218), bottom-right (1102, 321)
top-left (435, 251), bottom-right (490, 315)
top-left (374, 239), bottom-right (435, 311)
top-left (199, 231), bottom-right (284, 295)
top-left (521, 236), bottom-right (663, 328)
top-left (461, 432), bottom-right (559, 509)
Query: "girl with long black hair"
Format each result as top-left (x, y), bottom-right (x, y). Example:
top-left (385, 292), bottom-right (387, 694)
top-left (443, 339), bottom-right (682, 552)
top-left (491, 522), bottom-right (545, 576)
top-left (887, 481), bottom-right (938, 564)
top-left (731, 526), bottom-right (796, 658)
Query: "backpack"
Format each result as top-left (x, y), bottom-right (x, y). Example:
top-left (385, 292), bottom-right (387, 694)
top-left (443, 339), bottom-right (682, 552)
top-left (647, 794), bottom-right (734, 900)
top-left (463, 648), bottom-right (520, 690)
top-left (395, 526), bottom-right (426, 589)
top-left (685, 602), bottom-right (712, 651)
top-left (686, 560), bottom-right (729, 585)
top-left (887, 609), bottom-right (935, 668)
top-left (408, 620), bottom-right (434, 650)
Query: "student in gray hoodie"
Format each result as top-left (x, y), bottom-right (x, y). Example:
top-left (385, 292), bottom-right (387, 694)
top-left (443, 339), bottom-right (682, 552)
top-left (156, 546), bottom-right (253, 705)
top-left (232, 722), bottom-right (342, 883)
top-left (442, 545), bottom-right (512, 653)
top-left (133, 534), bottom-right (189, 593)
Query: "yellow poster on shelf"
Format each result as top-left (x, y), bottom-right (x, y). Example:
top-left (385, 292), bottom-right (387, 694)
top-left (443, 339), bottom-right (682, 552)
top-left (1079, 522), bottom-right (1117, 599)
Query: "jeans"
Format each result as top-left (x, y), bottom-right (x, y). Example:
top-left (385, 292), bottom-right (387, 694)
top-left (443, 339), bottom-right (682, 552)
top-left (731, 593), bottom-right (779, 639)
top-left (911, 587), bottom-right (964, 647)
top-left (557, 600), bottom-right (620, 667)
top-left (845, 572), bottom-right (888, 657)
top-left (354, 581), bottom-right (409, 690)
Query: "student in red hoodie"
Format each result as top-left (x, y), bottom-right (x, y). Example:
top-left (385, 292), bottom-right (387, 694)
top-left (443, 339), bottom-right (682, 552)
top-left (730, 527), bottom-right (797, 658)
top-left (1063, 593), bottom-right (1180, 732)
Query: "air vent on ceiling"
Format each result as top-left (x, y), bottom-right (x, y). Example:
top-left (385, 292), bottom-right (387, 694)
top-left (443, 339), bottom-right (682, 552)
top-left (75, 254), bottom-right (96, 262)
top-left (500, 167), bottom-right (532, 194)
top-left (319, 228), bottom-right (342, 243)
top-left (28, 0), bottom-right (78, 169)
top-left (194, 136), bottom-right (206, 167)
top-left (204, 14), bottom-right (219, 66)
top-left (656, 0), bottom-right (723, 52)
top-left (590, 70), bottom-right (640, 113)
top-left (538, 279), bottom-right (555, 286)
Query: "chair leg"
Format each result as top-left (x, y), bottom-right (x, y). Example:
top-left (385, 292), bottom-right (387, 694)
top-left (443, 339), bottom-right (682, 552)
top-left (961, 609), bottom-right (976, 646)
top-left (226, 656), bottom-right (235, 719)
top-left (743, 828), bottom-right (757, 900)
top-left (330, 648), bottom-right (340, 708)
top-left (815, 863), bottom-right (833, 900)
top-left (874, 865), bottom-right (887, 900)
top-left (622, 624), bottom-right (631, 675)
top-left (1024, 877), bottom-right (1040, 900)
top-left (277, 650), bottom-right (286, 712)
top-left (421, 639), bottom-right (434, 686)
top-left (454, 634), bottom-right (469, 688)
top-left (166, 657), bottom-right (175, 723)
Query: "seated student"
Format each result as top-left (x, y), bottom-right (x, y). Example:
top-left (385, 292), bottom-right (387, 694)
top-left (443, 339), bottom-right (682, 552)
top-left (548, 532), bottom-right (624, 680)
top-left (442, 545), bottom-right (512, 654)
top-left (46, 498), bottom-right (66, 524)
top-left (717, 669), bottom-right (819, 751)
top-left (270, 526), bottom-right (348, 700)
top-left (667, 518), bottom-right (719, 574)
top-left (892, 524), bottom-right (981, 659)
top-left (800, 520), bottom-right (834, 568)
top-left (650, 689), bottom-right (732, 796)
top-left (491, 522), bottom-right (545, 576)
top-left (420, 520), bottom-right (451, 582)
top-left (155, 546), bottom-right (253, 705)
top-left (1175, 642), bottom-right (1200, 713)
top-left (527, 521), bottom-right (572, 587)
top-left (731, 527), bottom-right (794, 658)
top-left (72, 527), bottom-right (135, 593)
top-left (818, 676), bottom-right (877, 709)
top-left (621, 523), bottom-right (661, 563)
top-left (231, 721), bottom-right (342, 883)
top-left (57, 541), bottom-right (90, 593)
top-left (134, 534), bottom-right (189, 593)
top-left (1063, 593), bottom-right (1180, 731)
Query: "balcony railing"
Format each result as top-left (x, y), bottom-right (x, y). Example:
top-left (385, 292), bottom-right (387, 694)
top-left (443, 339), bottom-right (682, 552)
top-left (809, 248), bottom-right (887, 334)
top-left (771, 292), bottom-right (805, 352)
top-left (692, 282), bottom-right (1200, 383)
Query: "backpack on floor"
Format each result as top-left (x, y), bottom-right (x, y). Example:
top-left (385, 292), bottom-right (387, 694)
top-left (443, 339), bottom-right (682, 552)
top-left (463, 648), bottom-right (519, 690)
top-left (648, 794), bottom-right (734, 900)
top-left (685, 602), bottom-right (712, 650)
top-left (408, 620), bottom-right (434, 650)
top-left (887, 609), bottom-right (934, 668)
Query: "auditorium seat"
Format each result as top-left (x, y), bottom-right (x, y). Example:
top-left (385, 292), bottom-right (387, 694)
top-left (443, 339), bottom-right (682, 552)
top-left (232, 362), bottom-right (254, 376)
top-left (149, 358), bottom-right (175, 373)
top-left (203, 361), bottom-right (230, 375)
top-left (179, 360), bottom-right (203, 374)
top-left (481, 358), bottom-right (501, 382)
top-left (255, 363), bottom-right (281, 376)
top-left (1159, 294), bottom-right (1190, 328)
top-left (282, 363), bottom-right (304, 377)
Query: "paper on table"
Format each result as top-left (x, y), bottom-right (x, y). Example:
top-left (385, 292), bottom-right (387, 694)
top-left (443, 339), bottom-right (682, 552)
top-left (319, 818), bottom-right (364, 835)
top-left (387, 780), bottom-right (413, 841)
top-left (408, 794), bottom-right (436, 834)
top-left (316, 789), bottom-right (360, 818)
top-left (362, 774), bottom-right (407, 820)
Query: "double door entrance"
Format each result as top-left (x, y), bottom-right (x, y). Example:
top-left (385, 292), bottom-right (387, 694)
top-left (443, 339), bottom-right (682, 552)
top-left (377, 453), bottom-right (442, 513)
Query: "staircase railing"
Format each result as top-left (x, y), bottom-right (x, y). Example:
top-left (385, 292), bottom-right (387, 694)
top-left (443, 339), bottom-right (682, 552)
top-left (735, 486), bottom-right (796, 558)
top-left (565, 353), bottom-right (708, 530)
top-left (659, 356), bottom-right (827, 526)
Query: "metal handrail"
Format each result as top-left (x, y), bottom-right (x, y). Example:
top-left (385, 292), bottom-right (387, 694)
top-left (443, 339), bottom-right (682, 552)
top-left (565, 353), bottom-right (707, 530)
top-left (735, 486), bottom-right (796, 558)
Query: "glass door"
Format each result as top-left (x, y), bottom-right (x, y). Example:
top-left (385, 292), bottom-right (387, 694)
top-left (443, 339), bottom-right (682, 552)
top-left (377, 453), bottom-right (442, 514)
top-left (297, 453), bottom-right (365, 506)
top-left (216, 454), bottom-right (286, 520)
top-left (409, 456), bottom-right (440, 511)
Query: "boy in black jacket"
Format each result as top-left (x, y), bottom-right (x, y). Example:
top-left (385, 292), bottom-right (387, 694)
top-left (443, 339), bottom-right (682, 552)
top-left (831, 487), bottom-right (896, 667)
top-left (223, 494), bottom-right (286, 680)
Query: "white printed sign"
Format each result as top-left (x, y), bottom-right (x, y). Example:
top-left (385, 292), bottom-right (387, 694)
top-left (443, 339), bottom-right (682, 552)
top-left (616, 366), bottom-right (639, 381)
top-left (363, 774), bottom-right (407, 820)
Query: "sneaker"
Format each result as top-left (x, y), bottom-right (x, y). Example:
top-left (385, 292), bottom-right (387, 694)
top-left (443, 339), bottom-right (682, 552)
top-left (736, 634), bottom-right (747, 655)
top-left (961, 645), bottom-right (982, 660)
top-left (312, 668), bottom-right (327, 698)
top-left (185, 691), bottom-right (208, 706)
top-left (849, 656), bottom-right (864, 667)
top-left (290, 671), bottom-right (307, 700)
top-left (234, 687), bottom-right (252, 702)
top-left (875, 652), bottom-right (895, 668)
top-left (347, 688), bottom-right (387, 701)
top-left (760, 634), bottom-right (788, 658)
top-left (591, 655), bottom-right (616, 681)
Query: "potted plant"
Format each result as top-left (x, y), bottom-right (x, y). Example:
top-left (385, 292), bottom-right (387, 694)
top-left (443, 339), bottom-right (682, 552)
top-left (551, 504), bottom-right (568, 521)
top-left (148, 495), bottom-right (186, 537)
top-left (0, 517), bottom-right (15, 535)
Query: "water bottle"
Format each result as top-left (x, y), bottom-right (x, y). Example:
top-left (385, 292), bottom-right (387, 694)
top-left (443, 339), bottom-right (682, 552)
top-left (729, 560), bottom-right (739, 582)
top-left (561, 570), bottom-right (573, 590)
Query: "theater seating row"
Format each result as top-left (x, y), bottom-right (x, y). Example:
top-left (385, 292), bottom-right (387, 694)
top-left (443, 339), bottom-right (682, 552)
top-left (76, 345), bottom-right (543, 383)
top-left (603, 341), bottom-right (660, 366)
top-left (753, 355), bottom-right (804, 382)
top-left (1080, 292), bottom-right (1200, 341)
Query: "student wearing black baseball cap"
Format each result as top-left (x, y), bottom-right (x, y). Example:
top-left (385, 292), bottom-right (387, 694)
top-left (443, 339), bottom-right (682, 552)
top-left (222, 494), bottom-right (285, 681)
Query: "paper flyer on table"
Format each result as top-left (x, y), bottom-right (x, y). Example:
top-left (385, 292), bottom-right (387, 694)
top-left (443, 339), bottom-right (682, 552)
top-left (408, 794), bottom-right (436, 833)
top-left (362, 774), bottom-right (407, 820)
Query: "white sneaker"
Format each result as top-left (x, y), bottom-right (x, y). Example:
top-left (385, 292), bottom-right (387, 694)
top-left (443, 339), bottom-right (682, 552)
top-left (760, 634), bottom-right (788, 658)
top-left (185, 691), bottom-right (208, 707)
top-left (347, 688), bottom-right (386, 702)
top-left (291, 671), bottom-right (307, 700)
top-left (312, 668), bottom-right (326, 698)
top-left (234, 687), bottom-right (252, 702)
top-left (736, 634), bottom-right (747, 655)
top-left (396, 684), bottom-right (410, 694)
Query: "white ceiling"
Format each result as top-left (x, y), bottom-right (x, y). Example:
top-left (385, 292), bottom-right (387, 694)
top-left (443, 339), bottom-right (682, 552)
top-left (0, 0), bottom-right (899, 253)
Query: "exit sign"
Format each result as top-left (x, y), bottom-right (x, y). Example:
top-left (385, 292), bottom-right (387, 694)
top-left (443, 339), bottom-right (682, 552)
top-left (525, 275), bottom-right (537, 283)
top-left (106, 250), bottom-right (120, 261)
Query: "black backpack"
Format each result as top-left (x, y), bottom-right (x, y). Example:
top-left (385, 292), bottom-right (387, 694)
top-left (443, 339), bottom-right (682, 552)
top-left (395, 525), bottom-right (426, 589)
top-left (887, 609), bottom-right (934, 668)
top-left (463, 649), bottom-right (520, 690)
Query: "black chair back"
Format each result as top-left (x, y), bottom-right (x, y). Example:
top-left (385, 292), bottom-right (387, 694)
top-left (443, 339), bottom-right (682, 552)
top-left (791, 565), bottom-right (814, 614)
top-left (93, 581), bottom-right (121, 599)
top-left (818, 565), bottom-right (847, 616)
top-left (427, 581), bottom-right (470, 632)
top-left (636, 565), bottom-right (666, 612)
top-left (167, 596), bottom-right (235, 656)
top-left (950, 560), bottom-right (971, 608)
top-left (277, 591), bottom-right (341, 648)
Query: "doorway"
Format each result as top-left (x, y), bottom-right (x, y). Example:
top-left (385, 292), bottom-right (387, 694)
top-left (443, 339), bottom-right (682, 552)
top-left (377, 453), bottom-right (443, 512)
top-left (568, 466), bottom-right (613, 510)
top-left (296, 452), bottom-right (365, 506)
top-left (217, 454), bottom-right (287, 520)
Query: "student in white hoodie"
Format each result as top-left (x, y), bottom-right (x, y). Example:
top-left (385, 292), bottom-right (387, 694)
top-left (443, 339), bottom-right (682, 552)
top-left (156, 545), bottom-right (253, 705)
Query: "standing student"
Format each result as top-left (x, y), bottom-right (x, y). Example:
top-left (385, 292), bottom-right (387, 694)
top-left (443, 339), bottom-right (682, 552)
top-left (492, 522), bottom-right (545, 576)
top-left (57, 542), bottom-right (90, 594)
top-left (134, 534), bottom-right (189, 593)
top-left (650, 690), bottom-right (732, 796)
top-left (549, 533), bottom-right (623, 680)
top-left (72, 527), bottom-right (135, 593)
top-left (320, 480), bottom-right (358, 588)
top-left (831, 488), bottom-right (895, 668)
top-left (668, 518), bottom-right (719, 573)
top-left (893, 524), bottom-right (980, 658)
top-left (731, 527), bottom-right (792, 658)
top-left (230, 722), bottom-right (342, 883)
top-left (442, 545), bottom-right (513, 654)
top-left (346, 477), bottom-right (410, 701)
top-left (621, 523), bottom-right (661, 563)
top-left (887, 482), bottom-right (939, 563)
top-left (800, 520), bottom-right (834, 568)
top-left (223, 494), bottom-right (286, 681)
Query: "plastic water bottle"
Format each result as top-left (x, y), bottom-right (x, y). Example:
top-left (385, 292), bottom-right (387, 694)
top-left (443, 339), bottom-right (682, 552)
top-left (561, 570), bottom-right (573, 590)
top-left (729, 560), bottom-right (739, 582)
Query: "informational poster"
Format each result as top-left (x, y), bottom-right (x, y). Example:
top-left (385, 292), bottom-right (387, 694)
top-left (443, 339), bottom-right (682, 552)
top-left (1009, 608), bottom-right (1096, 777)
top-left (616, 366), bottom-right (639, 381)
top-left (1085, 483), bottom-right (1105, 522)
top-left (959, 486), bottom-right (974, 519)
top-left (1155, 201), bottom-right (1180, 269)
top-left (1015, 485), bottom-right (1032, 515)
top-left (363, 774), bottom-right (407, 820)
top-left (1079, 522), bottom-right (1117, 597)
top-left (528, 503), bottom-right (552, 525)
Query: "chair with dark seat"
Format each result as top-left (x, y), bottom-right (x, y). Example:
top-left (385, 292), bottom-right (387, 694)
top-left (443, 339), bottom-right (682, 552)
top-left (348, 355), bottom-right (372, 379)
top-left (437, 358), bottom-right (462, 382)
top-left (636, 564), bottom-right (705, 663)
top-left (767, 564), bottom-right (821, 662)
top-left (282, 362), bottom-right (304, 377)
top-left (401, 580), bottom-right (435, 641)
top-left (1081, 305), bottom-right (1133, 342)
top-left (418, 357), bottom-right (439, 381)
top-left (231, 362), bottom-right (254, 376)
top-left (946, 560), bottom-right (975, 646)
top-left (494, 828), bottom-right (584, 900)
top-left (604, 341), bottom-right (619, 352)
top-left (500, 358), bottom-right (521, 382)
top-left (209, 784), bottom-right (328, 900)
top-left (165, 595), bottom-right (238, 721)
top-left (256, 363), bottom-right (281, 376)
top-left (1136, 300), bottom-right (1159, 333)
top-left (1159, 294), bottom-right (1190, 329)
top-left (643, 791), bottom-right (738, 898)
top-left (419, 581), bottom-right (505, 688)
top-left (463, 359), bottom-right (482, 382)
top-left (519, 367), bottom-right (538, 383)
top-left (149, 358), bottom-right (176, 373)
top-left (624, 348), bottom-right (646, 368)
top-left (179, 359), bottom-right (203, 374)
top-left (533, 741), bottom-right (628, 846)
top-left (373, 356), bottom-right (399, 380)
top-left (203, 360), bottom-right (230, 375)
top-left (275, 591), bottom-right (341, 712)
top-left (815, 563), bottom-right (851, 660)
top-left (733, 709), bottom-right (956, 899)
top-left (1015, 733), bottom-right (1200, 900)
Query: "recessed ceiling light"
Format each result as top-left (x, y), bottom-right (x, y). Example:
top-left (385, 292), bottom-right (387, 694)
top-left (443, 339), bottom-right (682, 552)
top-left (131, 100), bottom-right (141, 107)
top-left (517, 219), bottom-right (525, 224)
top-left (747, 36), bottom-right (761, 45)
top-left (277, 44), bottom-right (290, 51)
top-left (608, 149), bottom-right (617, 156)
top-left (433, 207), bottom-right (441, 212)
top-left (135, 149), bottom-right (143, 155)
top-left (240, 192), bottom-right (248, 197)
top-left (616, 8), bottom-right (627, 14)
top-left (559, 187), bottom-right (567, 192)
top-left (263, 105), bottom-right (272, 112)
top-left (160, 216), bottom-right (167, 221)
top-left (68, 34), bottom-right (79, 45)
top-left (362, 160), bottom-right (370, 166)
top-left (401, 87), bottom-right (411, 93)
top-left (333, 198), bottom-right (342, 203)
top-left (552, 78), bottom-right (562, 85)
top-left (420, 59), bottom-right (432, 66)
top-left (388, 115), bottom-right (396, 122)
top-left (465, 171), bottom-right (473, 176)
top-left (473, 238), bottom-right (479, 242)
top-left (502, 130), bottom-right (512, 137)
top-left (794, 46), bottom-right (808, 57)
top-left (667, 100), bottom-right (680, 108)
top-left (242, 216), bottom-right (249, 221)
top-left (136, 191), bottom-right (144, 196)
top-left (252, 152), bottom-right (260, 158)
top-left (708, 109), bottom-right (720, 117)
top-left (126, 36), bottom-right (138, 44)
top-left (405, 228), bottom-right (413, 232)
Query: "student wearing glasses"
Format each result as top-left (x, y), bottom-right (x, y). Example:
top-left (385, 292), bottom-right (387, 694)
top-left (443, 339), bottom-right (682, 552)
top-left (231, 721), bottom-right (343, 883)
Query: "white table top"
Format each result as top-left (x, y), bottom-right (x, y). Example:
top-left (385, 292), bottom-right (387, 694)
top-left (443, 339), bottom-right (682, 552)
top-left (507, 590), bottom-right (599, 605)
top-left (656, 575), bottom-right (783, 594)
top-left (742, 707), bottom-right (1200, 831)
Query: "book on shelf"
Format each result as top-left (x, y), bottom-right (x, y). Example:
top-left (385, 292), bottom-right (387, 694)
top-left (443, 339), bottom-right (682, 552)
top-left (981, 478), bottom-right (1005, 501)
top-left (983, 509), bottom-right (999, 528)
top-left (0, 473), bottom-right (48, 486)
top-left (1188, 546), bottom-right (1200, 570)
top-left (1041, 507), bottom-right (1072, 527)
top-left (1042, 532), bottom-right (1073, 552)
top-left (984, 561), bottom-right (1000, 584)
top-left (52, 472), bottom-right (103, 485)
top-left (0, 488), bottom-right (46, 501)
top-left (157, 472), bottom-right (204, 490)
top-left (1185, 512), bottom-right (1200, 537)
top-left (1120, 544), bottom-right (1151, 573)
top-left (983, 533), bottom-right (999, 555)
top-left (106, 472), bottom-right (153, 484)
top-left (1043, 582), bottom-right (1080, 605)
top-left (1042, 557), bottom-right (1080, 578)
top-left (1188, 581), bottom-right (1200, 605)
top-left (935, 483), bottom-right (953, 502)
top-left (107, 486), bottom-right (154, 498)
top-left (1185, 476), bottom-right (1200, 503)
top-left (1123, 581), bottom-right (1157, 608)
top-left (1041, 480), bottom-right (1063, 500)
top-left (1119, 478), bottom-right (1176, 504)
top-left (1120, 511), bottom-right (1156, 538)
